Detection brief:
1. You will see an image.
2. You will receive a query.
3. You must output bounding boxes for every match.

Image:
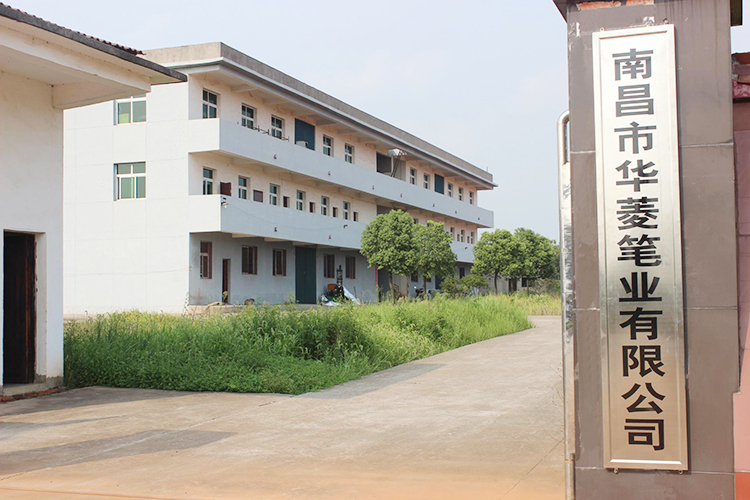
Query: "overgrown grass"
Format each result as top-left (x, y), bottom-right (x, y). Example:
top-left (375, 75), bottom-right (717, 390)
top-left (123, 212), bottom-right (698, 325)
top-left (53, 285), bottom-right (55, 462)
top-left (493, 293), bottom-right (562, 316)
top-left (64, 296), bottom-right (534, 395)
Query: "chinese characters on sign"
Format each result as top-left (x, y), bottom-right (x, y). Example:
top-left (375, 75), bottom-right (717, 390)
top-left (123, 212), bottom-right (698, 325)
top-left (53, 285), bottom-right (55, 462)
top-left (592, 25), bottom-right (688, 471)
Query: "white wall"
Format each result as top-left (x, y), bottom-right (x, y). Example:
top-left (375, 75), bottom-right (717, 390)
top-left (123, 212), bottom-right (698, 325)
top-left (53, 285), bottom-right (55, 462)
top-left (187, 234), bottom-right (376, 305)
top-left (64, 82), bottom-right (192, 314)
top-left (0, 71), bottom-right (64, 386)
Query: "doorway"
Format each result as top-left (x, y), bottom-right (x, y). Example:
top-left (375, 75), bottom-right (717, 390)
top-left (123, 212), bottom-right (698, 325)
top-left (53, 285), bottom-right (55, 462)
top-left (3, 231), bottom-right (36, 385)
top-left (295, 247), bottom-right (316, 304)
top-left (222, 259), bottom-right (230, 304)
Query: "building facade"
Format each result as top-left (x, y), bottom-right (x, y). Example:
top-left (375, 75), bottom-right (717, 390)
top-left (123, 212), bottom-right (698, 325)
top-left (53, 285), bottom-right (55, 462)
top-left (63, 43), bottom-right (495, 313)
top-left (0, 5), bottom-right (184, 396)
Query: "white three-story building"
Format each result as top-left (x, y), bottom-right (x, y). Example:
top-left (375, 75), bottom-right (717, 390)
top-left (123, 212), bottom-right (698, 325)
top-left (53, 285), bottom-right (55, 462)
top-left (63, 43), bottom-right (495, 313)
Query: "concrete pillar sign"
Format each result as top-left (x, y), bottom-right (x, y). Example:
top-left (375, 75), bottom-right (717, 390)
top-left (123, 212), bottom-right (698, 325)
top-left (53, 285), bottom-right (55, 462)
top-left (592, 25), bottom-right (688, 471)
top-left (556, 0), bottom-right (742, 498)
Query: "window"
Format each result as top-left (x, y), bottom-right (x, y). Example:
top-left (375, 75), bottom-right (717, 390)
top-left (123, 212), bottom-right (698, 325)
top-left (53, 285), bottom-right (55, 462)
top-left (410, 168), bottom-right (417, 185)
top-left (411, 272), bottom-right (419, 283)
top-left (200, 241), bottom-right (212, 279)
top-left (238, 177), bottom-right (248, 199)
top-left (242, 246), bottom-right (257, 275)
top-left (203, 168), bottom-right (214, 195)
top-left (273, 249), bottom-right (287, 276)
top-left (115, 162), bottom-right (146, 199)
top-left (253, 190), bottom-right (263, 202)
top-left (241, 104), bottom-right (255, 129)
top-left (323, 135), bottom-right (333, 156)
top-left (345, 256), bottom-right (356, 279)
top-left (459, 267), bottom-right (466, 279)
top-left (469, 191), bottom-right (475, 205)
top-left (116, 94), bottom-right (146, 124)
top-left (271, 115), bottom-right (284, 139)
top-left (343, 201), bottom-right (350, 220)
top-left (450, 227), bottom-right (455, 240)
top-left (283, 196), bottom-right (290, 208)
top-left (423, 174), bottom-right (430, 190)
top-left (460, 229), bottom-right (466, 243)
top-left (270, 184), bottom-right (279, 206)
top-left (202, 89), bottom-right (218, 119)
top-left (458, 187), bottom-right (464, 201)
top-left (321, 196), bottom-right (329, 216)
top-left (296, 191), bottom-right (306, 211)
top-left (344, 144), bottom-right (354, 164)
top-left (309, 201), bottom-right (316, 213)
top-left (448, 183), bottom-right (454, 198)
top-left (324, 254), bottom-right (335, 279)
top-left (353, 212), bottom-right (359, 222)
top-left (470, 231), bottom-right (475, 244)
top-left (413, 218), bottom-right (419, 224)
top-left (332, 207), bottom-right (339, 218)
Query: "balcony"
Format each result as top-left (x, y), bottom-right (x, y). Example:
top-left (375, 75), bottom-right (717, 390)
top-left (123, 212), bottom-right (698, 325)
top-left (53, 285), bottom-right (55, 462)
top-left (189, 195), bottom-right (476, 263)
top-left (189, 195), bottom-right (366, 249)
top-left (188, 119), bottom-right (494, 228)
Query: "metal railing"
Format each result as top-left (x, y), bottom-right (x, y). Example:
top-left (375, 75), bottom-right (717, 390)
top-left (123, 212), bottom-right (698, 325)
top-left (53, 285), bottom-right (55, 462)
top-left (558, 109), bottom-right (575, 500)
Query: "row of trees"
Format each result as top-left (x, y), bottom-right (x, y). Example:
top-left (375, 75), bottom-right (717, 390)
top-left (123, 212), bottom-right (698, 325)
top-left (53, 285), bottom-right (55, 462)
top-left (473, 228), bottom-right (559, 293)
top-left (360, 210), bottom-right (558, 300)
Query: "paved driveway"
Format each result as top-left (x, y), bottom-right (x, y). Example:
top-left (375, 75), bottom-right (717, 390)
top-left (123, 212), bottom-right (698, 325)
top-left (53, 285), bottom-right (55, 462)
top-left (0, 316), bottom-right (564, 500)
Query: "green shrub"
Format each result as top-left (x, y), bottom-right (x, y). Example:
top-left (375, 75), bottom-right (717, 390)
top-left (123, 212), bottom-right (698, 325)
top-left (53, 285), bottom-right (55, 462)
top-left (64, 296), bottom-right (536, 395)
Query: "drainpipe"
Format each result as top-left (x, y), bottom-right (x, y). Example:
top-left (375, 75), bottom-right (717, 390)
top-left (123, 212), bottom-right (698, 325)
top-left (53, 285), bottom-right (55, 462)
top-left (557, 110), bottom-right (575, 500)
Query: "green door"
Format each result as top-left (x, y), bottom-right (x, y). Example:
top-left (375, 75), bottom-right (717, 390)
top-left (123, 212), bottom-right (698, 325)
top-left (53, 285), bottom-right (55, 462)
top-left (295, 247), bottom-right (317, 304)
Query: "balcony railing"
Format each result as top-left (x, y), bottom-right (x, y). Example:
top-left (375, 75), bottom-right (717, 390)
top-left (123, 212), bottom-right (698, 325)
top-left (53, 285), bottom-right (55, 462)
top-left (189, 194), bottom-right (366, 249)
top-left (189, 194), bottom-right (476, 263)
top-left (188, 119), bottom-right (494, 228)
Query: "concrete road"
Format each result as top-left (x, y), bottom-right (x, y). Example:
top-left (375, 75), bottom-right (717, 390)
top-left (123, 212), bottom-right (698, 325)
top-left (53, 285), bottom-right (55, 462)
top-left (0, 316), bottom-right (564, 500)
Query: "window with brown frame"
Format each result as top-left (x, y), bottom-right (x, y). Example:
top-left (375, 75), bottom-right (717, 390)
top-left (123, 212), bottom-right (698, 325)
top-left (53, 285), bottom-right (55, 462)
top-left (273, 249), bottom-right (287, 276)
top-left (242, 246), bottom-right (258, 275)
top-left (200, 241), bottom-right (212, 279)
top-left (345, 256), bottom-right (356, 279)
top-left (324, 254), bottom-right (335, 279)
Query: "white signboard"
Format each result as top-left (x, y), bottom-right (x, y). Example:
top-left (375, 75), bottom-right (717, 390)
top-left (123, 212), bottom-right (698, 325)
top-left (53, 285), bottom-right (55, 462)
top-left (592, 24), bottom-right (688, 471)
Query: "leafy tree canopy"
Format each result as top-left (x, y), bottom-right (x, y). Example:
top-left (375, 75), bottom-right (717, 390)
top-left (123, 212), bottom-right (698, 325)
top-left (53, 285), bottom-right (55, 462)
top-left (361, 210), bottom-right (419, 300)
top-left (513, 228), bottom-right (559, 281)
top-left (472, 228), bottom-right (558, 293)
top-left (415, 221), bottom-right (456, 284)
top-left (472, 229), bottom-right (521, 293)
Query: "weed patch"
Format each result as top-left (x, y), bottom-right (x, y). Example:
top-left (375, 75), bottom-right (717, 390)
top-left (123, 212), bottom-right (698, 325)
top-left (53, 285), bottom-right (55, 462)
top-left (65, 296), bottom-right (537, 395)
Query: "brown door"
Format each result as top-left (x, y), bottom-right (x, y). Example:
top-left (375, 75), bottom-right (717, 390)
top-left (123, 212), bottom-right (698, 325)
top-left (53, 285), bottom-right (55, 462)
top-left (3, 231), bottom-right (36, 385)
top-left (222, 259), bottom-right (230, 304)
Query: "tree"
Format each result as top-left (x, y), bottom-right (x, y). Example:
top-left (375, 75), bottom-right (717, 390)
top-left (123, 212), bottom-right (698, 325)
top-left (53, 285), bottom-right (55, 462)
top-left (360, 210), bottom-right (419, 302)
top-left (513, 228), bottom-right (559, 293)
top-left (472, 229), bottom-right (522, 293)
top-left (414, 221), bottom-right (456, 296)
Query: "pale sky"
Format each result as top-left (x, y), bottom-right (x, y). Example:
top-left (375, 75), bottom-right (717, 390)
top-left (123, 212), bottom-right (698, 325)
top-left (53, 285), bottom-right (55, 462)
top-left (13, 0), bottom-right (750, 240)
